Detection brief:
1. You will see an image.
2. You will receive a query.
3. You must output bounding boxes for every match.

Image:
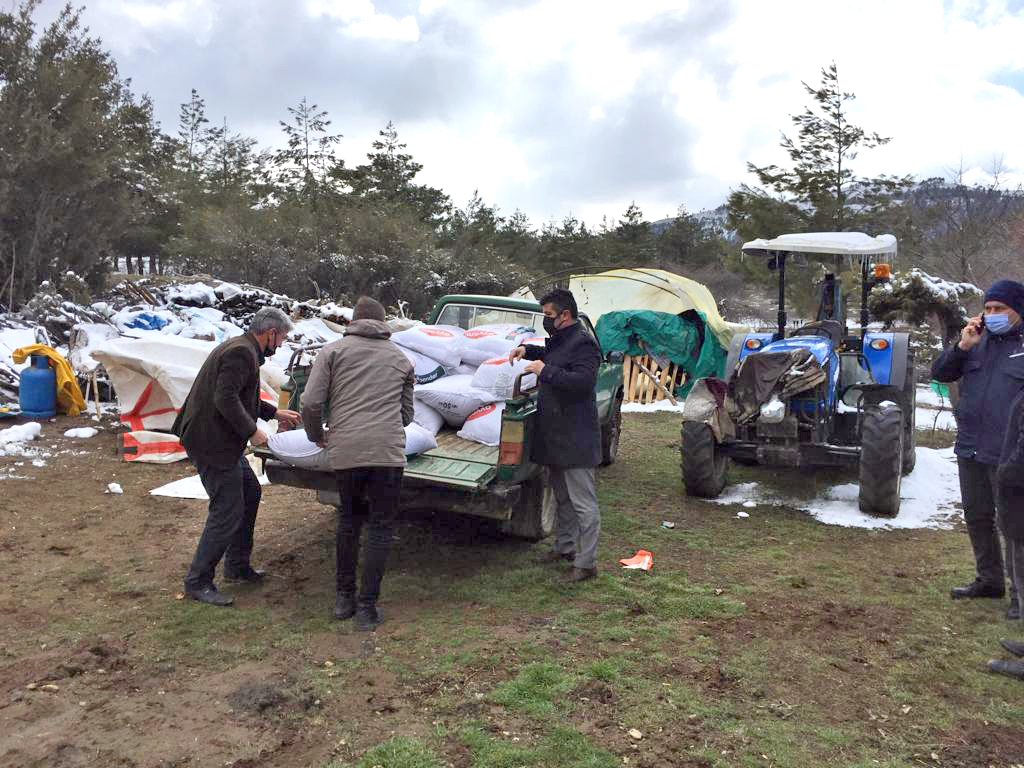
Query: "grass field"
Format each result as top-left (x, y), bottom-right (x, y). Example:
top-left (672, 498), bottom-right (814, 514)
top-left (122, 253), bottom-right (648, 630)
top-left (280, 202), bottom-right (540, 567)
top-left (1, 412), bottom-right (1022, 767)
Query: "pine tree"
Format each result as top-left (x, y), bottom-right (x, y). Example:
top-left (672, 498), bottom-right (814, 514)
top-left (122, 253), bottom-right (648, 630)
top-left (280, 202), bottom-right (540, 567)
top-left (728, 62), bottom-right (912, 238)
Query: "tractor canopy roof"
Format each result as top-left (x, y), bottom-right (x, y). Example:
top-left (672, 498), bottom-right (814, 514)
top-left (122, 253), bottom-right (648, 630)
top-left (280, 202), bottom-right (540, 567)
top-left (742, 232), bottom-right (897, 259)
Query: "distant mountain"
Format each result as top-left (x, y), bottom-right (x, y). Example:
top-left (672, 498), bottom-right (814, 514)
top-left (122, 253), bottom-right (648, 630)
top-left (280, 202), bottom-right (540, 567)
top-left (649, 204), bottom-right (730, 236)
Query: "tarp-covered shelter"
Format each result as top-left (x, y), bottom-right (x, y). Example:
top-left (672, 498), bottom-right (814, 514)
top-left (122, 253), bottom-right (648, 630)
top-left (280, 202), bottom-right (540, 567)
top-left (595, 310), bottom-right (727, 397)
top-left (516, 268), bottom-right (749, 349)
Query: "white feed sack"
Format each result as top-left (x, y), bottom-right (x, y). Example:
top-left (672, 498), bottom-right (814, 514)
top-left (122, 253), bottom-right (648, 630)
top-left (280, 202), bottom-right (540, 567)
top-left (413, 399), bottom-right (445, 435)
top-left (471, 357), bottom-right (536, 400)
top-left (400, 346), bottom-right (447, 385)
top-left (414, 375), bottom-right (498, 428)
top-left (267, 424), bottom-right (438, 470)
top-left (457, 402), bottom-right (506, 446)
top-left (460, 324), bottom-right (535, 366)
top-left (391, 325), bottom-right (464, 369)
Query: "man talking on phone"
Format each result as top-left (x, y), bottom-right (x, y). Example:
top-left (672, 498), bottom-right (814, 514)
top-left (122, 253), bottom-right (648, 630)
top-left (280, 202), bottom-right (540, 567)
top-left (933, 279), bottom-right (1024, 620)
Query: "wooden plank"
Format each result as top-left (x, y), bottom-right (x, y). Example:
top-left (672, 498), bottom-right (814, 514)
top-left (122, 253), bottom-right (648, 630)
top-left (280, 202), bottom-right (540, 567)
top-left (623, 355), bottom-right (633, 402)
top-left (638, 355), bottom-right (651, 403)
top-left (627, 355), bottom-right (640, 403)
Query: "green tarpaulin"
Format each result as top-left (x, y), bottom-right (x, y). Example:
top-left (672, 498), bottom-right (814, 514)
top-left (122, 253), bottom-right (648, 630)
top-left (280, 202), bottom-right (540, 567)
top-left (595, 310), bottom-right (727, 397)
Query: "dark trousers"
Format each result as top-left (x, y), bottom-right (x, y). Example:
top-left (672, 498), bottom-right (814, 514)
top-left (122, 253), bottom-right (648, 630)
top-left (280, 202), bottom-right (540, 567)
top-left (958, 456), bottom-right (1016, 596)
top-left (335, 467), bottom-right (403, 605)
top-left (184, 456), bottom-right (261, 591)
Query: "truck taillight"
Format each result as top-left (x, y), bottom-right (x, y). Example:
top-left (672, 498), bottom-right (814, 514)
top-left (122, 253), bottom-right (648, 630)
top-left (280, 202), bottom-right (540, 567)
top-left (499, 420), bottom-right (524, 466)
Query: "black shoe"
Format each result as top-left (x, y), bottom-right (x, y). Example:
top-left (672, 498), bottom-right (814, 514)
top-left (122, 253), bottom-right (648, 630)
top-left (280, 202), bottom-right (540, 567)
top-left (334, 593), bottom-right (355, 620)
top-left (988, 658), bottom-right (1024, 680)
top-left (185, 585), bottom-right (234, 606)
top-left (1008, 597), bottom-right (1021, 621)
top-left (354, 603), bottom-right (381, 632)
top-left (223, 566), bottom-right (265, 584)
top-left (950, 581), bottom-right (1005, 599)
top-left (999, 639), bottom-right (1024, 657)
top-left (567, 566), bottom-right (598, 583)
top-left (539, 550), bottom-right (574, 564)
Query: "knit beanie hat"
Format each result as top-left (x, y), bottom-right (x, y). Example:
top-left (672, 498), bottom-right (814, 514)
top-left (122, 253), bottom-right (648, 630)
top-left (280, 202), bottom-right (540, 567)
top-left (984, 279), bottom-right (1024, 318)
top-left (352, 296), bottom-right (386, 322)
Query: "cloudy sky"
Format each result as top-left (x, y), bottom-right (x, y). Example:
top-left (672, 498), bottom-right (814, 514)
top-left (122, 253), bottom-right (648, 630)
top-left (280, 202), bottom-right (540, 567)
top-left (24, 0), bottom-right (1024, 227)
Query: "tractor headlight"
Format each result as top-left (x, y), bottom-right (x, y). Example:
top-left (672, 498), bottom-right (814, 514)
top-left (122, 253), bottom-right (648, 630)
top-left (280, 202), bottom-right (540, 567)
top-left (745, 338), bottom-right (763, 351)
top-left (869, 339), bottom-right (889, 351)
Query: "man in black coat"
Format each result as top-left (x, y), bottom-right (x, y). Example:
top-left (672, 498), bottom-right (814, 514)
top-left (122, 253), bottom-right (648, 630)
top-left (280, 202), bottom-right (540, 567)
top-left (172, 307), bottom-right (301, 606)
top-left (990, 387), bottom-right (1024, 680)
top-left (510, 289), bottom-right (602, 582)
top-left (932, 279), bottom-right (1024, 620)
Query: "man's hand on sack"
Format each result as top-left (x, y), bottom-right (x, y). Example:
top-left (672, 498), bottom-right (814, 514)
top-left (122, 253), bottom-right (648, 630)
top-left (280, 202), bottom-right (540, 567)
top-left (275, 409), bottom-right (302, 428)
top-left (508, 345), bottom-right (527, 364)
top-left (524, 360), bottom-right (544, 375)
top-left (959, 315), bottom-right (984, 351)
top-left (249, 428), bottom-right (269, 447)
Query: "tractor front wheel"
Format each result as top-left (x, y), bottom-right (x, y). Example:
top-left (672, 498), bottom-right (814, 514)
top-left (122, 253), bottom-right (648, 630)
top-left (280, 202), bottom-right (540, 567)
top-left (859, 405), bottom-right (904, 516)
top-left (681, 421), bottom-right (727, 498)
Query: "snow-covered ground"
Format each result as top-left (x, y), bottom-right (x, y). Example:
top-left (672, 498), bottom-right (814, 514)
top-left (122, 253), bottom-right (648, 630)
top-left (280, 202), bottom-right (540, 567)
top-left (711, 447), bottom-right (961, 530)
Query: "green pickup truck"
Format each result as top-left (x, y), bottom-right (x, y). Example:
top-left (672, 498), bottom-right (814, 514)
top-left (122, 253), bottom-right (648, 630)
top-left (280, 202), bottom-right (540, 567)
top-left (260, 294), bottom-right (625, 541)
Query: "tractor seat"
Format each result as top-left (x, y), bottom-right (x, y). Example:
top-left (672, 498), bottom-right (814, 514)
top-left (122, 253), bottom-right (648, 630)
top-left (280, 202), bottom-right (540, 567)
top-left (792, 319), bottom-right (844, 345)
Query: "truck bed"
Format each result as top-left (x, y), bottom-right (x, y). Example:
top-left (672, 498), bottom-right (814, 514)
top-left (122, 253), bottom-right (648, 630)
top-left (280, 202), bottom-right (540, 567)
top-left (405, 429), bottom-right (499, 489)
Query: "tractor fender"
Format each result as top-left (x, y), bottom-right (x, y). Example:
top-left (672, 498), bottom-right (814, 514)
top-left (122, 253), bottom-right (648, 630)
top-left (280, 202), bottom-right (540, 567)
top-left (862, 332), bottom-right (911, 388)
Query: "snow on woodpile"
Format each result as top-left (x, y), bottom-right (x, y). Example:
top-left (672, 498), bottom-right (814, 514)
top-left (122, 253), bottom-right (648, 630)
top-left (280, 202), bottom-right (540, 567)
top-left (0, 275), bottom-right (355, 401)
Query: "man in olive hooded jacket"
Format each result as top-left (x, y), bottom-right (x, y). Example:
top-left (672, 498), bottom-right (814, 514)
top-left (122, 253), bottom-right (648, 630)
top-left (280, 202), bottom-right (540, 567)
top-left (301, 296), bottom-right (415, 630)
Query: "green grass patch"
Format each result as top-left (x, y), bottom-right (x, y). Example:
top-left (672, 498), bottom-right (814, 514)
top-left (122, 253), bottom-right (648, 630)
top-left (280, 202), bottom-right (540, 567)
top-left (459, 725), bottom-right (617, 768)
top-left (332, 736), bottom-right (441, 768)
top-left (490, 662), bottom-right (575, 717)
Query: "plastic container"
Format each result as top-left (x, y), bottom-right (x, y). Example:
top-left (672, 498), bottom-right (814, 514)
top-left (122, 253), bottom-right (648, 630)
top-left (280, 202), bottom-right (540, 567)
top-left (19, 355), bottom-right (57, 419)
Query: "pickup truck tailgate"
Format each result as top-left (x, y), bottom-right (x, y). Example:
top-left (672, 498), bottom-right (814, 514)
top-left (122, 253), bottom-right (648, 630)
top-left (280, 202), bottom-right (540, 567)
top-left (405, 431), bottom-right (498, 490)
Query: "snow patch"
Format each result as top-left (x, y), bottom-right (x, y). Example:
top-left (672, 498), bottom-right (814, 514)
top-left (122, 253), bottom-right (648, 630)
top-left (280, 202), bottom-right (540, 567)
top-left (622, 400), bottom-right (686, 414)
top-left (63, 427), bottom-right (98, 438)
top-left (712, 447), bottom-right (962, 530)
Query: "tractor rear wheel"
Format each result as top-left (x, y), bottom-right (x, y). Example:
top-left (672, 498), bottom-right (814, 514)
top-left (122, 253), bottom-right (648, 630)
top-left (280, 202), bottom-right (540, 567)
top-left (681, 421), bottom-right (727, 498)
top-left (859, 405), bottom-right (904, 516)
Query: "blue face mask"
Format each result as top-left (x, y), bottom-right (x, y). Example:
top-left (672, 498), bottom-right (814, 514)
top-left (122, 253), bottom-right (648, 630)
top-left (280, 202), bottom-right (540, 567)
top-left (985, 312), bottom-right (1013, 335)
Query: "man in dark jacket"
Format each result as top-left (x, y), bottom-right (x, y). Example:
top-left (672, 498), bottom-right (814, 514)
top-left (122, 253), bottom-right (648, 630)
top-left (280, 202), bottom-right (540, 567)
top-left (173, 307), bottom-right (300, 606)
top-left (932, 279), bottom-right (1024, 620)
top-left (301, 296), bottom-right (415, 630)
top-left (989, 388), bottom-right (1024, 680)
top-left (510, 289), bottom-right (602, 582)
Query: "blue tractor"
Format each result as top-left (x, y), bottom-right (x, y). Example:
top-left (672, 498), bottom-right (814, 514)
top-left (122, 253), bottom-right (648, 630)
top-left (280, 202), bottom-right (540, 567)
top-left (680, 233), bottom-right (916, 515)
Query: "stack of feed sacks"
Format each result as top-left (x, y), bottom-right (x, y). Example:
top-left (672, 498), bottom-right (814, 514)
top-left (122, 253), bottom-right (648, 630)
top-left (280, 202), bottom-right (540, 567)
top-left (389, 324), bottom-right (544, 447)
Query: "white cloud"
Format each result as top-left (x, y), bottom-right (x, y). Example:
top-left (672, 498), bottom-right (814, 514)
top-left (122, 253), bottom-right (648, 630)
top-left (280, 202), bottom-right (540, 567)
top-left (30, 0), bottom-right (1024, 226)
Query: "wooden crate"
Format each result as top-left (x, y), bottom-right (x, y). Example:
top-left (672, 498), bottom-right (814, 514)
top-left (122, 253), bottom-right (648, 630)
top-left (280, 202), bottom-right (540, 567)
top-left (622, 354), bottom-right (683, 405)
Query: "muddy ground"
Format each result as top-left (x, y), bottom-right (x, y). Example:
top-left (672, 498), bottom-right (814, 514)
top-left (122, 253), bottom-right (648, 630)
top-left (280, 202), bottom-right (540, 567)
top-left (1, 414), bottom-right (1022, 768)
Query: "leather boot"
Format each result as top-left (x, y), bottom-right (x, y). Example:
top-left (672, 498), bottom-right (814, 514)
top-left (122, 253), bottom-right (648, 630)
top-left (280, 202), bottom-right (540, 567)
top-left (1007, 596), bottom-right (1021, 621)
top-left (950, 580), bottom-right (1005, 599)
top-left (184, 584), bottom-right (234, 606)
top-left (567, 566), bottom-right (597, 582)
top-left (223, 566), bottom-right (266, 584)
top-left (988, 658), bottom-right (1024, 680)
top-left (999, 639), bottom-right (1024, 657)
top-left (355, 601), bottom-right (381, 632)
top-left (334, 592), bottom-right (355, 620)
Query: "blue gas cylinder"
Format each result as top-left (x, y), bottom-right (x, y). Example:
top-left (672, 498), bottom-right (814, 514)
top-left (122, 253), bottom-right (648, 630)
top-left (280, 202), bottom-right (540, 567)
top-left (19, 355), bottom-right (57, 419)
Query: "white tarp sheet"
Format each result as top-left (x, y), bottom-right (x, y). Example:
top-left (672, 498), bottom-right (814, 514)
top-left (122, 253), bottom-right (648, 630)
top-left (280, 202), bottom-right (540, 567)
top-left (92, 335), bottom-right (283, 437)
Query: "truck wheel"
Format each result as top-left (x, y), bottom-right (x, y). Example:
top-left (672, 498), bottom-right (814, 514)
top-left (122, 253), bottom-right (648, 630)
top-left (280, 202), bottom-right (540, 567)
top-left (600, 396), bottom-right (623, 466)
top-left (680, 421), bottom-right (727, 498)
top-left (859, 405), bottom-right (904, 516)
top-left (502, 474), bottom-right (556, 541)
top-left (901, 356), bottom-right (917, 475)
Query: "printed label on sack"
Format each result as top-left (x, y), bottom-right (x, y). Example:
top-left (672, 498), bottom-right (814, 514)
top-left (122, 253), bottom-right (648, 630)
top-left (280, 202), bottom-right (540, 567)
top-left (464, 329), bottom-right (497, 339)
top-left (483, 358), bottom-right (508, 366)
top-left (419, 328), bottom-right (455, 338)
top-left (466, 404), bottom-right (498, 421)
